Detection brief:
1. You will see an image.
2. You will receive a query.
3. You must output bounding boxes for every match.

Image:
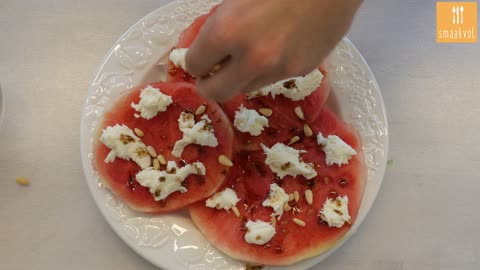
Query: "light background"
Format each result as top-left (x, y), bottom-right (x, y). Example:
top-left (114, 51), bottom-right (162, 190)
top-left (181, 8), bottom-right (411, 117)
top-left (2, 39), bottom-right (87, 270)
top-left (0, 0), bottom-right (479, 269)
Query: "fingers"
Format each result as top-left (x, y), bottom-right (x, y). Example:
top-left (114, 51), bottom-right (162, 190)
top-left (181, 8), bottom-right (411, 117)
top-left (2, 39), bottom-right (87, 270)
top-left (196, 57), bottom-right (255, 102)
top-left (185, 11), bottom-right (233, 77)
top-left (239, 73), bottom-right (284, 95)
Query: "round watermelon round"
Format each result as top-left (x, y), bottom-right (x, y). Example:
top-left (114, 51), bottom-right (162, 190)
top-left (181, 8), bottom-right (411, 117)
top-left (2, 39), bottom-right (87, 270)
top-left (93, 82), bottom-right (234, 213)
top-left (189, 108), bottom-right (366, 265)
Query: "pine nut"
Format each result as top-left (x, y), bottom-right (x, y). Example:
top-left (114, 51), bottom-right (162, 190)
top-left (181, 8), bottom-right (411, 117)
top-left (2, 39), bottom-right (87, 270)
top-left (146, 146), bottom-right (157, 158)
top-left (294, 106), bottom-right (305, 120)
top-left (294, 191), bottom-right (300, 203)
top-left (195, 105), bottom-right (206, 115)
top-left (271, 216), bottom-right (277, 226)
top-left (259, 108), bottom-right (273, 117)
top-left (134, 128), bottom-right (144, 137)
top-left (288, 193), bottom-right (294, 202)
top-left (293, 218), bottom-right (306, 227)
top-left (232, 206), bottom-right (240, 218)
top-left (218, 155), bottom-right (233, 167)
top-left (153, 159), bottom-right (160, 170)
top-left (288, 136), bottom-right (300, 145)
top-left (284, 203), bottom-right (292, 212)
top-left (304, 124), bottom-right (313, 137)
top-left (305, 189), bottom-right (313, 205)
top-left (16, 176), bottom-right (30, 186)
top-left (157, 154), bottom-right (167, 165)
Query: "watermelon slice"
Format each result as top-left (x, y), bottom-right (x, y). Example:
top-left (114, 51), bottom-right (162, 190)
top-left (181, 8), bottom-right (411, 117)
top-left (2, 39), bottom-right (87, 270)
top-left (189, 108), bottom-right (366, 265)
top-left (220, 75), bottom-right (331, 151)
top-left (93, 82), bottom-right (234, 213)
top-left (167, 6), bottom-right (218, 82)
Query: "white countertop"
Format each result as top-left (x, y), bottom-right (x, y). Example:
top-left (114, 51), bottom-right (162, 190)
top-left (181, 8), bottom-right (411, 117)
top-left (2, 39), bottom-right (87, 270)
top-left (1, 0), bottom-right (479, 269)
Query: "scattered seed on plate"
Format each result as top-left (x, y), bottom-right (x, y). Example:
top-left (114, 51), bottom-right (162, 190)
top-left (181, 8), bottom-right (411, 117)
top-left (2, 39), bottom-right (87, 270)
top-left (293, 218), bottom-right (306, 227)
top-left (218, 155), bottom-right (233, 167)
top-left (146, 146), bottom-right (157, 158)
top-left (259, 108), bottom-right (273, 117)
top-left (232, 205), bottom-right (240, 218)
top-left (288, 136), bottom-right (300, 145)
top-left (294, 191), bottom-right (300, 203)
top-left (195, 105), bottom-right (206, 115)
top-left (157, 154), bottom-right (167, 165)
top-left (153, 159), bottom-right (160, 170)
top-left (304, 124), bottom-right (313, 137)
top-left (16, 176), bottom-right (30, 186)
top-left (284, 203), bottom-right (292, 212)
top-left (305, 189), bottom-right (313, 205)
top-left (294, 106), bottom-right (305, 120)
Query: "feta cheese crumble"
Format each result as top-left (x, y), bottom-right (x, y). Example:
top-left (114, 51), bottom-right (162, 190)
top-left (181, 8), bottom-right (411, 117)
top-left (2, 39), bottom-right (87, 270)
top-left (169, 48), bottom-right (189, 71)
top-left (248, 69), bottom-right (324, 101)
top-left (100, 124), bottom-right (151, 169)
top-left (205, 188), bottom-right (240, 211)
top-left (131, 85), bottom-right (173, 120)
top-left (262, 183), bottom-right (289, 218)
top-left (261, 143), bottom-right (317, 180)
top-left (172, 112), bottom-right (219, 158)
top-left (233, 105), bottom-right (269, 136)
top-left (244, 220), bottom-right (276, 245)
top-left (135, 160), bottom-right (206, 201)
top-left (317, 132), bottom-right (357, 166)
top-left (319, 195), bottom-right (351, 228)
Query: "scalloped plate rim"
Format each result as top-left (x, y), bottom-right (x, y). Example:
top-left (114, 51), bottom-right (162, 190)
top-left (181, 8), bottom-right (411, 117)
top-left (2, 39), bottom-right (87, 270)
top-left (80, 1), bottom-right (389, 269)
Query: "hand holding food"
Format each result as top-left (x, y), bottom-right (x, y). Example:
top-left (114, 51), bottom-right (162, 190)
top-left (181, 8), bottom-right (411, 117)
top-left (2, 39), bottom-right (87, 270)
top-left (184, 0), bottom-right (363, 101)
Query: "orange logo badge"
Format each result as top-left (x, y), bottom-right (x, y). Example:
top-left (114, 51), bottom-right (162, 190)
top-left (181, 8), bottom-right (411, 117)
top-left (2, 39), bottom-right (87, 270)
top-left (437, 2), bottom-right (477, 43)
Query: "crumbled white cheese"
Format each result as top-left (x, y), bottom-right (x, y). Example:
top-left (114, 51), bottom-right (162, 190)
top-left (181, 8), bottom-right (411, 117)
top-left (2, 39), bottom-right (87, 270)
top-left (130, 85), bottom-right (173, 120)
top-left (172, 112), bottom-right (219, 158)
top-left (319, 195), bottom-right (351, 228)
top-left (261, 143), bottom-right (317, 180)
top-left (135, 160), bottom-right (206, 201)
top-left (248, 69), bottom-right (324, 101)
top-left (317, 132), bottom-right (357, 167)
top-left (169, 48), bottom-right (189, 71)
top-left (100, 124), bottom-right (151, 169)
top-left (233, 105), bottom-right (269, 136)
top-left (244, 220), bottom-right (276, 245)
top-left (262, 183), bottom-right (289, 218)
top-left (205, 188), bottom-right (240, 211)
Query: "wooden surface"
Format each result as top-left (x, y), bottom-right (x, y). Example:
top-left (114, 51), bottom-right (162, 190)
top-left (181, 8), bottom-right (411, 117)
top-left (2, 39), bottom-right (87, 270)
top-left (0, 0), bottom-right (479, 269)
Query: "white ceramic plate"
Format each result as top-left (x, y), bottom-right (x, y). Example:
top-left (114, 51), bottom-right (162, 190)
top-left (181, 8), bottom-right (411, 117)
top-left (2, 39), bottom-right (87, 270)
top-left (80, 0), bottom-right (388, 269)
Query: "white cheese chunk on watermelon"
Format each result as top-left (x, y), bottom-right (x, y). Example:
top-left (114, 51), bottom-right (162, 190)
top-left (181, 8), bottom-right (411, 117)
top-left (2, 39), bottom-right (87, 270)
top-left (244, 220), bottom-right (276, 245)
top-left (135, 160), bottom-right (206, 201)
top-left (205, 188), bottom-right (240, 211)
top-left (100, 124), bottom-right (151, 169)
top-left (172, 112), bottom-right (219, 158)
top-left (317, 132), bottom-right (357, 166)
top-left (169, 48), bottom-right (189, 71)
top-left (130, 85), bottom-right (173, 120)
top-left (261, 143), bottom-right (317, 180)
top-left (319, 195), bottom-right (351, 228)
top-left (248, 69), bottom-right (324, 101)
top-left (233, 105), bottom-right (269, 136)
top-left (262, 183), bottom-right (289, 218)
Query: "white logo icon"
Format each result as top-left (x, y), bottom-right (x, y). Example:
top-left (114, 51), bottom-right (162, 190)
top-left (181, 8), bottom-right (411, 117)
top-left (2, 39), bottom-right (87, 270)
top-left (452, 6), bottom-right (465, 24)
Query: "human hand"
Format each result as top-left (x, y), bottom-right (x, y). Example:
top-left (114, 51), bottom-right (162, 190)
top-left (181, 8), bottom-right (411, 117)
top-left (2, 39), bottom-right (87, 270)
top-left (185, 0), bottom-right (363, 101)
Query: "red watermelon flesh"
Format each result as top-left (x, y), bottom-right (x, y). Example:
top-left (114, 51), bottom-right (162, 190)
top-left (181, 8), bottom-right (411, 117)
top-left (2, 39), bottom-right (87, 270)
top-left (189, 108), bottom-right (366, 265)
top-left (93, 82), bottom-right (234, 213)
top-left (167, 6), bottom-right (218, 82)
top-left (221, 75), bottom-right (331, 151)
